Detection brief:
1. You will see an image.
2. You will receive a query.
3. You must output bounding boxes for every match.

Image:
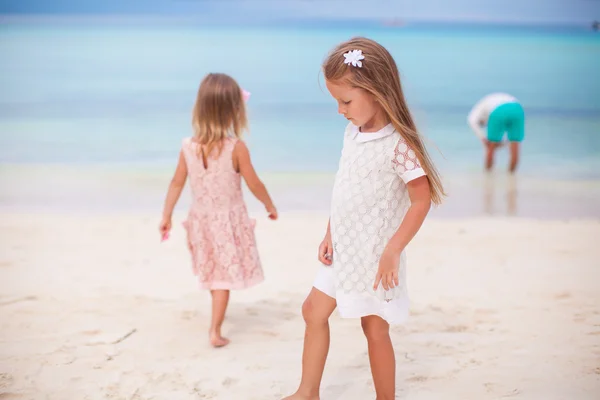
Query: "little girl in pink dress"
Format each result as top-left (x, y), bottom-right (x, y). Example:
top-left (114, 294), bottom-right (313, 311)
top-left (159, 73), bottom-right (277, 348)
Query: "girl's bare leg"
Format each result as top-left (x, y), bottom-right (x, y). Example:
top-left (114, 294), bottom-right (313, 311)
top-left (282, 288), bottom-right (337, 400)
top-left (361, 315), bottom-right (395, 400)
top-left (209, 289), bottom-right (230, 347)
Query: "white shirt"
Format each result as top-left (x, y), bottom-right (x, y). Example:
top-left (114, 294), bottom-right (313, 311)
top-left (329, 123), bottom-right (425, 324)
top-left (468, 93), bottom-right (518, 140)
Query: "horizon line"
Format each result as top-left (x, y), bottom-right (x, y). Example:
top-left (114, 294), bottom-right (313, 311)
top-left (0, 13), bottom-right (598, 28)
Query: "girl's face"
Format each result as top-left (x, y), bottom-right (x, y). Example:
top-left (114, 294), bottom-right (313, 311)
top-left (325, 79), bottom-right (384, 131)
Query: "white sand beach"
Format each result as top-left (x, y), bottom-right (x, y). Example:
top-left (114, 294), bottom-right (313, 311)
top-left (0, 212), bottom-right (599, 399)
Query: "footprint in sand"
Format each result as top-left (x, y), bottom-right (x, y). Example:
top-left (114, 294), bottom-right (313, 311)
top-left (221, 377), bottom-right (238, 387)
top-left (406, 375), bottom-right (429, 383)
top-left (409, 308), bottom-right (425, 316)
top-left (245, 308), bottom-right (259, 316)
top-left (444, 324), bottom-right (470, 333)
top-left (553, 291), bottom-right (572, 300)
top-left (0, 373), bottom-right (14, 389)
top-left (181, 310), bottom-right (197, 320)
top-left (190, 380), bottom-right (219, 398)
top-left (484, 382), bottom-right (521, 397)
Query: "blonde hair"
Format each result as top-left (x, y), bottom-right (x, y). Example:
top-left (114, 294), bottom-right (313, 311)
top-left (323, 37), bottom-right (445, 205)
top-left (191, 73), bottom-right (247, 157)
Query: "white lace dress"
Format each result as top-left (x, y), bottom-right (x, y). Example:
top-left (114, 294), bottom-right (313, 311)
top-left (320, 122), bottom-right (426, 324)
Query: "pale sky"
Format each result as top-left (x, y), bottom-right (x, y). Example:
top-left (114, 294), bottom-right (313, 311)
top-left (1, 0), bottom-right (599, 25)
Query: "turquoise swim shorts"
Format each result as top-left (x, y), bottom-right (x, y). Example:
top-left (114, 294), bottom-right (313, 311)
top-left (487, 102), bottom-right (525, 142)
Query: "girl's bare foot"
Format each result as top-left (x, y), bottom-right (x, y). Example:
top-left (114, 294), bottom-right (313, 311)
top-left (209, 332), bottom-right (230, 348)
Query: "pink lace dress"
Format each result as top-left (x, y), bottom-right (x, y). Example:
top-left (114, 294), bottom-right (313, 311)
top-left (181, 137), bottom-right (264, 290)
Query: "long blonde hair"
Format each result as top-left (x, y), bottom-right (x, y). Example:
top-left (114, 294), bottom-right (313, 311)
top-left (323, 37), bottom-right (446, 205)
top-left (192, 73), bottom-right (247, 157)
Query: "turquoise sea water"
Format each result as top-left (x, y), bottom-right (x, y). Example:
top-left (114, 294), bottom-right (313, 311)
top-left (1, 20), bottom-right (599, 217)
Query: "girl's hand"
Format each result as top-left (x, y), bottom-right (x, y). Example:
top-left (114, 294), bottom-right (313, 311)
top-left (266, 205), bottom-right (278, 220)
top-left (318, 234), bottom-right (333, 266)
top-left (373, 247), bottom-right (400, 291)
top-left (159, 218), bottom-right (172, 240)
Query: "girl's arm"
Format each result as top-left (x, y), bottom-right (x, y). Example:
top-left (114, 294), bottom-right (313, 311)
top-left (234, 141), bottom-right (277, 219)
top-left (386, 176), bottom-right (431, 252)
top-left (161, 150), bottom-right (188, 222)
top-left (374, 176), bottom-right (431, 290)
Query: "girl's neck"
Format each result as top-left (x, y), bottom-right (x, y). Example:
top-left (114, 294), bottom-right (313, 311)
top-left (360, 110), bottom-right (390, 133)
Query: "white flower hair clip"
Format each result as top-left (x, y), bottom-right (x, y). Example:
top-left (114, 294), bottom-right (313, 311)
top-left (343, 49), bottom-right (365, 68)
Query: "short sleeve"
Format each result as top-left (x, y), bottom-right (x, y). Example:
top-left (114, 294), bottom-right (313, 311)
top-left (392, 138), bottom-right (426, 183)
top-left (181, 137), bottom-right (191, 150)
top-left (180, 137), bottom-right (194, 163)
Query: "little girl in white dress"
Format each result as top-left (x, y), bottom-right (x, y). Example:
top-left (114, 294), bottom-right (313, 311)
top-left (284, 37), bottom-right (445, 400)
